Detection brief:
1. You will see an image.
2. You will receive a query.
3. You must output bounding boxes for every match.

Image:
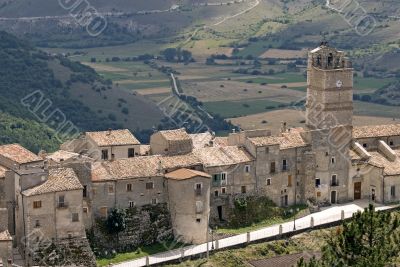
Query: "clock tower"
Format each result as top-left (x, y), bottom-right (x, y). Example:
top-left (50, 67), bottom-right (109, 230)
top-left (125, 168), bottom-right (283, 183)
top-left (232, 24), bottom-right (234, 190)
top-left (305, 43), bottom-right (353, 130)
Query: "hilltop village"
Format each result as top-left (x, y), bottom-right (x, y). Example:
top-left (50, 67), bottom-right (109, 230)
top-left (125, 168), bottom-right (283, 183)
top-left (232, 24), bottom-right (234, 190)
top-left (1, 45), bottom-right (400, 266)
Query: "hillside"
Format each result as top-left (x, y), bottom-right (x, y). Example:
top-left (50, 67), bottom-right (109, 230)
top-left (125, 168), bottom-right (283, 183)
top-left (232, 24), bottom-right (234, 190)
top-left (0, 31), bottom-right (163, 151)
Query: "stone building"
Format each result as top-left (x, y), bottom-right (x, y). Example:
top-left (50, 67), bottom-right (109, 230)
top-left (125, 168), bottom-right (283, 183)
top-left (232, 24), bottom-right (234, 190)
top-left (150, 128), bottom-right (193, 155)
top-left (3, 43), bottom-right (400, 261)
top-left (165, 168), bottom-right (211, 244)
top-left (61, 129), bottom-right (143, 160)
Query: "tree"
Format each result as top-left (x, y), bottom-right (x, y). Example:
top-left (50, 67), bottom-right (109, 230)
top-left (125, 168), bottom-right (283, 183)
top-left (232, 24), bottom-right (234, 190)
top-left (106, 208), bottom-right (127, 235)
top-left (182, 50), bottom-right (192, 63)
top-left (163, 48), bottom-right (177, 62)
top-left (298, 205), bottom-right (400, 267)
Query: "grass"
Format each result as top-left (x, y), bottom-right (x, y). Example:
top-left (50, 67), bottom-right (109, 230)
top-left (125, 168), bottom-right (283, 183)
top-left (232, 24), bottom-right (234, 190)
top-left (353, 77), bottom-right (396, 90)
top-left (354, 101), bottom-right (400, 118)
top-left (216, 204), bottom-right (308, 235)
top-left (204, 99), bottom-right (285, 118)
top-left (119, 81), bottom-right (171, 90)
top-left (97, 241), bottom-right (187, 267)
top-left (235, 72), bottom-right (306, 84)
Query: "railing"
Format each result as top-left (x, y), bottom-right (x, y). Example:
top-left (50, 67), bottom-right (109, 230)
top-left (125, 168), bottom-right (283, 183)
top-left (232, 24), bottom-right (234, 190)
top-left (112, 203), bottom-right (397, 267)
top-left (57, 202), bottom-right (69, 209)
top-left (331, 181), bottom-right (339, 187)
top-left (195, 188), bottom-right (202, 196)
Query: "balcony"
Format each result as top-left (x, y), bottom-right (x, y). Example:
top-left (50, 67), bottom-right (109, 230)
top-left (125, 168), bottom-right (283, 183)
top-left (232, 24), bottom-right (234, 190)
top-left (57, 202), bottom-right (69, 209)
top-left (331, 181), bottom-right (340, 187)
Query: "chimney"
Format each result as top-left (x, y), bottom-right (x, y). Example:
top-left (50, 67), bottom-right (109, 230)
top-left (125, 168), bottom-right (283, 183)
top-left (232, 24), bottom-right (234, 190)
top-left (107, 128), bottom-right (112, 135)
top-left (280, 121), bottom-right (287, 134)
top-left (232, 129), bottom-right (236, 134)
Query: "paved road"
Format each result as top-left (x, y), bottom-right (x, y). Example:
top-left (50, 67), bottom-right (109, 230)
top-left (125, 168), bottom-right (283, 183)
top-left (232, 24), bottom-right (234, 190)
top-left (113, 200), bottom-right (396, 267)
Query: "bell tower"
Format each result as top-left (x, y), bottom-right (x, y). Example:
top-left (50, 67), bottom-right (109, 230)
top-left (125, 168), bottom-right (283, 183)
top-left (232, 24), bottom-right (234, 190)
top-left (305, 43), bottom-right (353, 130)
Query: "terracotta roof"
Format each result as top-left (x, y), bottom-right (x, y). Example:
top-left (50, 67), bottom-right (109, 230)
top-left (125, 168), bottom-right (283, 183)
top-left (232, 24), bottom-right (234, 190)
top-left (0, 165), bottom-right (7, 178)
top-left (140, 145), bottom-right (151, 155)
top-left (158, 128), bottom-right (191, 141)
top-left (249, 252), bottom-right (321, 267)
top-left (367, 150), bottom-right (400, 176)
top-left (165, 168), bottom-right (211, 180)
top-left (0, 144), bottom-right (42, 164)
top-left (86, 129), bottom-right (140, 146)
top-left (22, 168), bottom-right (83, 196)
top-left (92, 156), bottom-right (162, 181)
top-left (213, 137), bottom-right (228, 147)
top-left (47, 150), bottom-right (80, 163)
top-left (353, 124), bottom-right (400, 139)
top-left (91, 153), bottom-right (202, 182)
top-left (160, 153), bottom-right (202, 170)
top-left (249, 132), bottom-right (308, 150)
top-left (0, 230), bottom-right (12, 241)
top-left (194, 146), bottom-right (253, 167)
top-left (190, 132), bottom-right (213, 149)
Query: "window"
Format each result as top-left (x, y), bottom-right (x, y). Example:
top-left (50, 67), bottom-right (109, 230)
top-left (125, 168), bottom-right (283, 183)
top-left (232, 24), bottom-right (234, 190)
top-left (196, 218), bottom-right (201, 223)
top-left (391, 186), bottom-right (396, 197)
top-left (287, 175), bottom-right (292, 187)
top-left (195, 201), bottom-right (203, 213)
top-left (33, 201), bottom-right (42, 209)
top-left (129, 201), bottom-right (135, 208)
top-left (108, 184), bottom-right (114, 194)
top-left (221, 187), bottom-right (226, 194)
top-left (266, 178), bottom-right (271, 186)
top-left (195, 183), bottom-right (202, 196)
top-left (282, 159), bottom-right (288, 171)
top-left (58, 195), bottom-right (67, 208)
top-left (363, 143), bottom-right (367, 148)
top-left (127, 183), bottom-right (132, 192)
top-left (35, 220), bottom-right (40, 228)
top-left (128, 148), bottom-right (135, 158)
top-left (331, 157), bottom-right (335, 164)
top-left (151, 198), bottom-right (158, 205)
top-left (83, 185), bottom-right (87, 198)
top-left (241, 186), bottom-right (247, 194)
top-left (244, 165), bottom-right (251, 173)
top-left (315, 178), bottom-right (321, 188)
top-left (83, 207), bottom-right (88, 213)
top-left (146, 182), bottom-right (154, 190)
top-left (100, 207), bottom-right (108, 218)
top-left (317, 192), bottom-right (321, 197)
top-left (72, 213), bottom-right (79, 222)
top-left (331, 174), bottom-right (338, 186)
top-left (390, 141), bottom-right (394, 146)
top-left (221, 172), bottom-right (227, 185)
top-left (270, 162), bottom-right (276, 173)
top-left (101, 149), bottom-right (109, 160)
top-left (214, 190), bottom-right (219, 197)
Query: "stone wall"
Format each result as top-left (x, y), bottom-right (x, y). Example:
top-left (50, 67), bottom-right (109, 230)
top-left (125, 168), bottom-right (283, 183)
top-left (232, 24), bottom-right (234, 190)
top-left (88, 204), bottom-right (173, 257)
top-left (32, 237), bottom-right (96, 267)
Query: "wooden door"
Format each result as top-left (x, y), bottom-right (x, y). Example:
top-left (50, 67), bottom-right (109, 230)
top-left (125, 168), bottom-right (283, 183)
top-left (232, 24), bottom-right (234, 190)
top-left (354, 182), bottom-right (361, 200)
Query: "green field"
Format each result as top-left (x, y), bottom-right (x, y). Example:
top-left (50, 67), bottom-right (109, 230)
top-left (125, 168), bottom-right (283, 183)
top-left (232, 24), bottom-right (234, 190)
top-left (204, 99), bottom-right (286, 118)
top-left (353, 77), bottom-right (396, 90)
top-left (354, 101), bottom-right (400, 118)
top-left (235, 72), bottom-right (306, 84)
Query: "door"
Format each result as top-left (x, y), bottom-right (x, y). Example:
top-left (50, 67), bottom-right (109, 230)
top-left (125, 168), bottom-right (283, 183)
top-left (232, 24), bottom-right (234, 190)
top-left (217, 206), bottom-right (223, 221)
top-left (371, 188), bottom-right (376, 202)
top-left (331, 191), bottom-right (337, 204)
top-left (354, 182), bottom-right (361, 200)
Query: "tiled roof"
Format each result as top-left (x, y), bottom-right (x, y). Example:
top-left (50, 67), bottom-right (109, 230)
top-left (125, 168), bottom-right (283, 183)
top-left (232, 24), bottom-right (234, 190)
top-left (86, 129), bottom-right (140, 146)
top-left (213, 137), bottom-right (228, 147)
top-left (92, 156), bottom-right (162, 181)
top-left (249, 252), bottom-right (321, 267)
top-left (194, 146), bottom-right (253, 167)
top-left (190, 132), bottom-right (213, 149)
top-left (160, 153), bottom-right (202, 170)
top-left (165, 168), bottom-right (211, 180)
top-left (47, 150), bottom-right (80, 163)
top-left (249, 132), bottom-right (308, 150)
top-left (0, 144), bottom-right (42, 164)
top-left (159, 128), bottom-right (191, 141)
top-left (367, 150), bottom-right (400, 176)
top-left (353, 124), bottom-right (400, 139)
top-left (0, 165), bottom-right (7, 178)
top-left (0, 230), bottom-right (12, 241)
top-left (22, 168), bottom-right (83, 196)
top-left (91, 153), bottom-right (202, 182)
